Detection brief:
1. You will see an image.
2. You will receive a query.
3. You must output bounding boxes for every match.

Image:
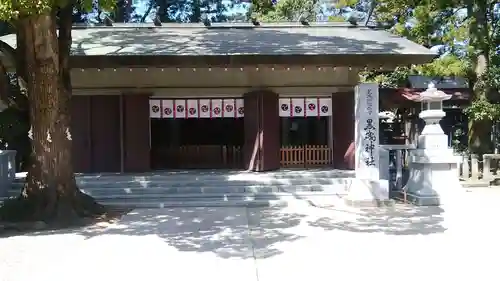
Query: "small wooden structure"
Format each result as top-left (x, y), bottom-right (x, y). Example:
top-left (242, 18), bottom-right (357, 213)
top-left (379, 76), bottom-right (471, 146)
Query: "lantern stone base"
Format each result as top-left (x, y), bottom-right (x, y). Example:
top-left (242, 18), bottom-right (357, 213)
top-left (404, 149), bottom-right (462, 206)
top-left (344, 178), bottom-right (394, 207)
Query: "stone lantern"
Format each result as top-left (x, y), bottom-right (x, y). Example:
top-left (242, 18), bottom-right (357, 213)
top-left (417, 82), bottom-right (451, 150)
top-left (404, 82), bottom-right (462, 206)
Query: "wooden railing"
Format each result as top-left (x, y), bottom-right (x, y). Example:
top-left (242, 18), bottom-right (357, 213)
top-left (156, 145), bottom-right (243, 169)
top-left (280, 145), bottom-right (332, 168)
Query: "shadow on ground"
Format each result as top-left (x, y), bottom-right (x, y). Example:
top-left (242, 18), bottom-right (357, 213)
top-left (307, 204), bottom-right (446, 235)
top-left (2, 202), bottom-right (446, 259)
top-left (12, 206), bottom-right (306, 259)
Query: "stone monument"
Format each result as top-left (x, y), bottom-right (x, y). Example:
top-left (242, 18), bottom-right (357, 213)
top-left (404, 82), bottom-right (462, 206)
top-left (345, 83), bottom-right (391, 207)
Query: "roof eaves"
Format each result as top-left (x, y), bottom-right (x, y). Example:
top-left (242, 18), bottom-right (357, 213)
top-left (71, 21), bottom-right (359, 30)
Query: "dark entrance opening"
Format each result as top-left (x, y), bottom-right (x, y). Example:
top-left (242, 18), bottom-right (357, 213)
top-left (151, 118), bottom-right (244, 169)
top-left (280, 117), bottom-right (329, 146)
top-left (279, 116), bottom-right (332, 167)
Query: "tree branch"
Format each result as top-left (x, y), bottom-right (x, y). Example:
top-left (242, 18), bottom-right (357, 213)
top-left (141, 0), bottom-right (155, 23)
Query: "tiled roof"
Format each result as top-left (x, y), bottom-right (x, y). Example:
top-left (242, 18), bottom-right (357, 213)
top-left (381, 88), bottom-right (471, 103)
top-left (0, 23), bottom-right (436, 57)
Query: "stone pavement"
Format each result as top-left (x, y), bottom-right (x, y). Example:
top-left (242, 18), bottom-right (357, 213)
top-left (1, 188), bottom-right (500, 281)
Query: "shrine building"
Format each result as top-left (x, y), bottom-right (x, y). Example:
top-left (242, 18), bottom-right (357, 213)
top-left (0, 22), bottom-right (436, 173)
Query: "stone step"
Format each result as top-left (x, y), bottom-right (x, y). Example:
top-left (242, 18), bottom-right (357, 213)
top-left (102, 199), bottom-right (289, 208)
top-left (0, 191), bottom-right (344, 208)
top-left (0, 193), bottom-right (298, 208)
top-left (78, 184), bottom-right (348, 195)
top-left (85, 191), bottom-right (345, 200)
top-left (9, 178), bottom-right (353, 190)
top-left (13, 170), bottom-right (355, 183)
top-left (461, 180), bottom-right (491, 188)
top-left (74, 175), bottom-right (352, 185)
top-left (89, 193), bottom-right (343, 209)
top-left (6, 184), bottom-right (349, 197)
top-left (0, 195), bottom-right (288, 208)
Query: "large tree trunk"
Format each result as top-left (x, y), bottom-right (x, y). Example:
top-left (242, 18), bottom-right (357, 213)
top-left (466, 0), bottom-right (492, 155)
top-left (5, 13), bottom-right (104, 223)
top-left (58, 4), bottom-right (104, 215)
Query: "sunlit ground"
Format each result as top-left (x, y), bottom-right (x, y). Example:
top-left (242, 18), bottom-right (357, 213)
top-left (1, 188), bottom-right (499, 281)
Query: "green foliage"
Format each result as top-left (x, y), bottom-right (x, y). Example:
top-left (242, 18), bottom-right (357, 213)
top-left (361, 0), bottom-right (474, 84)
top-left (484, 64), bottom-right (500, 91)
top-left (335, 0), bottom-right (357, 8)
top-left (362, 54), bottom-right (470, 89)
top-left (360, 67), bottom-right (410, 88)
top-left (154, 0), bottom-right (228, 23)
top-left (0, 0), bottom-right (116, 21)
top-left (349, 0), bottom-right (500, 152)
top-left (328, 15), bottom-right (345, 22)
top-left (250, 0), bottom-right (316, 21)
top-left (464, 97), bottom-right (500, 122)
top-left (414, 55), bottom-right (469, 77)
top-left (451, 126), bottom-right (468, 153)
top-left (0, 0), bottom-right (50, 20)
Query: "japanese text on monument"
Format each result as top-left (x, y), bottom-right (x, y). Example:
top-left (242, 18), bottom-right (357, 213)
top-left (363, 89), bottom-right (376, 166)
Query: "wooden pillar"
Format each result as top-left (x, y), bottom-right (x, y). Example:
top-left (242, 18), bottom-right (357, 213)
top-left (90, 95), bottom-right (121, 173)
top-left (332, 91), bottom-right (355, 169)
top-left (243, 92), bottom-right (259, 171)
top-left (261, 92), bottom-right (280, 170)
top-left (123, 94), bottom-right (151, 172)
top-left (243, 90), bottom-right (280, 171)
top-left (71, 95), bottom-right (92, 173)
top-left (327, 115), bottom-right (334, 163)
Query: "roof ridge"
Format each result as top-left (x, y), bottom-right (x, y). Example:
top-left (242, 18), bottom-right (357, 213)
top-left (72, 22), bottom-right (361, 29)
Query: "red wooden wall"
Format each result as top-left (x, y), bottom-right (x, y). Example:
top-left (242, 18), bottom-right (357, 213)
top-left (71, 92), bottom-right (353, 173)
top-left (71, 94), bottom-right (151, 173)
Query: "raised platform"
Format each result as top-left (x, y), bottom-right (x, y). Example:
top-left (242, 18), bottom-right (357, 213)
top-left (5, 169), bottom-right (356, 208)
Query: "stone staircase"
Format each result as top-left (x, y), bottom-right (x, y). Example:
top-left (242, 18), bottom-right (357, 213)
top-left (2, 169), bottom-right (355, 208)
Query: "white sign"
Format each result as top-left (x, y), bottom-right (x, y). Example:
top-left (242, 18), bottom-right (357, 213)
top-left (318, 98), bottom-right (332, 116)
top-left (305, 98), bottom-right (318, 117)
top-left (174, 100), bottom-right (187, 118)
top-left (162, 99), bottom-right (174, 118)
top-left (279, 97), bottom-right (332, 117)
top-left (150, 99), bottom-right (244, 119)
top-left (199, 99), bottom-right (211, 118)
top-left (211, 99), bottom-right (223, 118)
top-left (291, 98), bottom-right (304, 117)
top-left (236, 99), bottom-right (244, 118)
top-left (222, 99), bottom-right (236, 118)
top-left (187, 99), bottom-right (199, 118)
top-left (149, 99), bottom-right (161, 118)
top-left (279, 98), bottom-right (291, 117)
top-left (354, 83), bottom-right (380, 180)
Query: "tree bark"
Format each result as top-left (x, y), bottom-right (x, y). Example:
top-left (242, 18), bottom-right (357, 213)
top-left (9, 13), bottom-right (103, 223)
top-left (466, 0), bottom-right (492, 154)
top-left (58, 4), bottom-right (104, 214)
top-left (0, 61), bottom-right (10, 106)
top-left (58, 4), bottom-right (74, 97)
